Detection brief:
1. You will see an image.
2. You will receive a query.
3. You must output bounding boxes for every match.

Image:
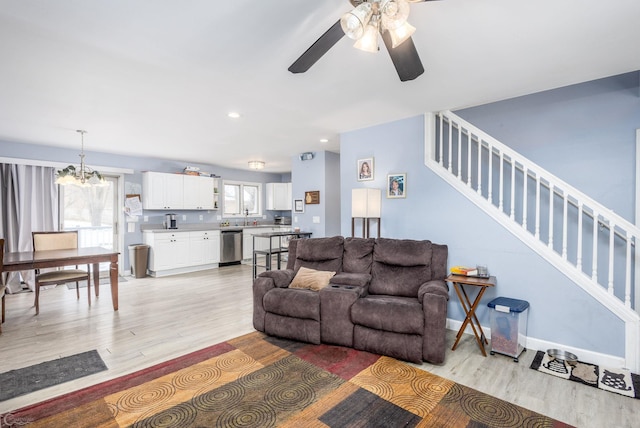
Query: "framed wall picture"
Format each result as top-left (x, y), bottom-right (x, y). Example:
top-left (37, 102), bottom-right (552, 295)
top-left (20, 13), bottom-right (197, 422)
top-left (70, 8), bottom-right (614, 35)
top-left (305, 190), bottom-right (320, 204)
top-left (387, 173), bottom-right (406, 198)
top-left (357, 157), bottom-right (374, 181)
top-left (294, 199), bottom-right (304, 213)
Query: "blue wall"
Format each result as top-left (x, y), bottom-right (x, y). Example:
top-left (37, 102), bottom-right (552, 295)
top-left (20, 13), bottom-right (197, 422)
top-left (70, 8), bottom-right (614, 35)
top-left (339, 72), bottom-right (640, 358)
top-left (291, 150), bottom-right (341, 237)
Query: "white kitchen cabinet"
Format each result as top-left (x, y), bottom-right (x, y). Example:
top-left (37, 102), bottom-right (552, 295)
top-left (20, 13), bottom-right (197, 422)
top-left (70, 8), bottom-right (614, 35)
top-left (143, 230), bottom-right (220, 276)
top-left (142, 172), bottom-right (184, 210)
top-left (183, 175), bottom-right (215, 210)
top-left (144, 231), bottom-right (190, 273)
top-left (266, 183), bottom-right (292, 210)
top-left (189, 231), bottom-right (220, 265)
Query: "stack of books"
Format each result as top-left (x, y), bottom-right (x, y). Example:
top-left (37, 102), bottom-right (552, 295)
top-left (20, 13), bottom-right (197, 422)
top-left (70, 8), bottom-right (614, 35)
top-left (450, 266), bottom-right (479, 276)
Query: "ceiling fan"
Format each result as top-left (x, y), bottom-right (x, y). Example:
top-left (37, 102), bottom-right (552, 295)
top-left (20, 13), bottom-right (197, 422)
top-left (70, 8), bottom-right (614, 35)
top-left (288, 0), bottom-right (439, 82)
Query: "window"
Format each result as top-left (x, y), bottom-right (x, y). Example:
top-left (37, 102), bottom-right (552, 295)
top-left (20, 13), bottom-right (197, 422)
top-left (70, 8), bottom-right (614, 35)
top-left (223, 180), bottom-right (262, 217)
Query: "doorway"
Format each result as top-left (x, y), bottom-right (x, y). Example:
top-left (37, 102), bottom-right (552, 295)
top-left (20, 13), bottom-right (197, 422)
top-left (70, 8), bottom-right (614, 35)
top-left (59, 175), bottom-right (119, 275)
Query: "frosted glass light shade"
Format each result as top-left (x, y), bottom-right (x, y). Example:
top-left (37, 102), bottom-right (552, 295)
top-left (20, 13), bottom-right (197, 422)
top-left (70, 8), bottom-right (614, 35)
top-left (388, 21), bottom-right (416, 48)
top-left (354, 23), bottom-right (379, 53)
top-left (340, 3), bottom-right (373, 40)
top-left (352, 188), bottom-right (381, 218)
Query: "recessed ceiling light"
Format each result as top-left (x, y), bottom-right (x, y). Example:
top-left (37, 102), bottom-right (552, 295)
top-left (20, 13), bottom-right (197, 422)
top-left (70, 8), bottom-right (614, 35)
top-left (227, 112), bottom-right (241, 119)
top-left (320, 138), bottom-right (329, 143)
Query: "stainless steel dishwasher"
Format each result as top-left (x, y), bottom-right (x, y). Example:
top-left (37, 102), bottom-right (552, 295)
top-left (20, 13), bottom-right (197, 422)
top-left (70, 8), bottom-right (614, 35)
top-left (220, 229), bottom-right (243, 265)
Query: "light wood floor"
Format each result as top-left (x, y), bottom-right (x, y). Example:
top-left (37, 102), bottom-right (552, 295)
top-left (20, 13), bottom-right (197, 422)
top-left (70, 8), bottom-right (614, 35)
top-left (1, 264), bottom-right (638, 426)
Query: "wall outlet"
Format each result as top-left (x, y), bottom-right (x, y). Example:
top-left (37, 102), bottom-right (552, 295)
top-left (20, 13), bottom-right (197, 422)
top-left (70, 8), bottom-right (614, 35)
top-left (199, 214), bottom-right (203, 221)
top-left (263, 215), bottom-right (267, 219)
top-left (143, 216), bottom-right (148, 222)
top-left (294, 216), bottom-right (298, 223)
top-left (313, 216), bottom-right (320, 224)
top-left (217, 215), bottom-right (222, 220)
top-left (182, 215), bottom-right (187, 221)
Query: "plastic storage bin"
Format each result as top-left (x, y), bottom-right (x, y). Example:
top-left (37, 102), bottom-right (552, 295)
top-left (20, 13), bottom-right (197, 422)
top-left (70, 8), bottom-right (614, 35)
top-left (487, 297), bottom-right (529, 362)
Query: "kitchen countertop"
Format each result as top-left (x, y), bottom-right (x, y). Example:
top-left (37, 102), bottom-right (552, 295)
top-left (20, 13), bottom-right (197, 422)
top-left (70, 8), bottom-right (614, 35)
top-left (142, 225), bottom-right (292, 233)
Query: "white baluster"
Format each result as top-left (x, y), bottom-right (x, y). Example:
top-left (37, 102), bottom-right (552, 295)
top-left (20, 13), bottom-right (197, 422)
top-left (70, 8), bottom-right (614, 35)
top-left (608, 221), bottom-right (615, 295)
top-left (438, 113), bottom-right (444, 166)
top-left (467, 131), bottom-right (472, 187)
top-left (577, 202), bottom-right (583, 271)
top-left (548, 181), bottom-right (554, 250)
top-left (523, 166), bottom-right (528, 231)
top-left (562, 194), bottom-right (568, 260)
top-left (488, 143), bottom-right (493, 204)
top-left (498, 152), bottom-right (504, 211)
top-left (448, 119), bottom-right (453, 172)
top-left (535, 175), bottom-right (540, 239)
top-left (510, 157), bottom-right (515, 220)
top-left (625, 233), bottom-right (632, 307)
top-left (592, 210), bottom-right (598, 281)
top-left (477, 138), bottom-right (482, 195)
top-left (457, 125), bottom-right (462, 179)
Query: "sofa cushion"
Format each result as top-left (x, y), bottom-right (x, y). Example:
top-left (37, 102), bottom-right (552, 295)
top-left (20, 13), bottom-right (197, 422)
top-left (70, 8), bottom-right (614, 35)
top-left (373, 238), bottom-right (432, 267)
top-left (263, 288), bottom-right (320, 321)
top-left (294, 236), bottom-right (344, 273)
top-left (351, 295), bottom-right (424, 335)
top-left (289, 267), bottom-right (336, 291)
top-left (342, 237), bottom-right (375, 273)
top-left (370, 238), bottom-right (432, 297)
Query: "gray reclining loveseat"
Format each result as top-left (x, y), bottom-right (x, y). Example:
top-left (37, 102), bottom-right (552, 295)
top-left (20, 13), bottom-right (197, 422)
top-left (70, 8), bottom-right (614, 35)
top-left (252, 236), bottom-right (449, 364)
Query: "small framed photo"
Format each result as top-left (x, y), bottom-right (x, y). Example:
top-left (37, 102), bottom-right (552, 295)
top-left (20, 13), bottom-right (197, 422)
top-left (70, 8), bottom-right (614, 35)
top-left (357, 158), bottom-right (374, 181)
top-left (305, 191), bottom-right (320, 204)
top-left (387, 173), bottom-right (406, 198)
top-left (294, 199), bottom-right (304, 213)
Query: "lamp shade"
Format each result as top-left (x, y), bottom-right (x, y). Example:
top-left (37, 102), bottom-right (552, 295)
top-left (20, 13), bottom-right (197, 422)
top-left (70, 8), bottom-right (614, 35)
top-left (352, 188), bottom-right (381, 218)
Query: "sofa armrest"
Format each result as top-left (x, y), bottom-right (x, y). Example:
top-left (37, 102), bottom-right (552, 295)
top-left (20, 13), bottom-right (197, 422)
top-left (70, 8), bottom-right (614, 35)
top-left (418, 279), bottom-right (449, 364)
top-left (418, 279), bottom-right (449, 301)
top-left (258, 269), bottom-right (295, 288)
top-left (253, 276), bottom-right (277, 332)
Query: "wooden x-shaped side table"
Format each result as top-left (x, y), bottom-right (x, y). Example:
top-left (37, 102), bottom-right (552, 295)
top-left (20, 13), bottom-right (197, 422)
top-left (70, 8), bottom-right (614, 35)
top-left (447, 274), bottom-right (497, 356)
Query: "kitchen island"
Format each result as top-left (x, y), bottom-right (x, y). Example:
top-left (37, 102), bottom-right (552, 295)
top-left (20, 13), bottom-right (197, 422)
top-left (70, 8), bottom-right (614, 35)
top-left (252, 230), bottom-right (312, 278)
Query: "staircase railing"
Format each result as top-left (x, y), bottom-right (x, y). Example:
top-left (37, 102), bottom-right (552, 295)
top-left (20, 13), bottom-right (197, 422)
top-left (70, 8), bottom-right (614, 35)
top-left (424, 111), bottom-right (640, 371)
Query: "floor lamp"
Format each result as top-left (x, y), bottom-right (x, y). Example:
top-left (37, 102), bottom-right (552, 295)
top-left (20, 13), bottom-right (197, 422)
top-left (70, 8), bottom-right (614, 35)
top-left (351, 188), bottom-right (381, 238)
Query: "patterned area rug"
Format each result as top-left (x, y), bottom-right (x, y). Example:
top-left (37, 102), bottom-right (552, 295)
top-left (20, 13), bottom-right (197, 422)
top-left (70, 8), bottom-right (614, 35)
top-left (9, 332), bottom-right (572, 427)
top-left (530, 350), bottom-right (640, 400)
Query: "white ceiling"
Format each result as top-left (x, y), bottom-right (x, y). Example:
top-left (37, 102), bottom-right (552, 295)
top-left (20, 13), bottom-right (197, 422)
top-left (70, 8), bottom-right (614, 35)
top-left (0, 0), bottom-right (638, 173)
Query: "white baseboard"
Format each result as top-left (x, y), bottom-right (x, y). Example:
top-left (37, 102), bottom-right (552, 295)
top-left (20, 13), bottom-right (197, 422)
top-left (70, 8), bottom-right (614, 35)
top-left (446, 318), bottom-right (626, 369)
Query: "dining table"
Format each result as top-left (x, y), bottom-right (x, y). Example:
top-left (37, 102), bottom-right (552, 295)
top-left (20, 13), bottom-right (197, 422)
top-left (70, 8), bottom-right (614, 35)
top-left (2, 246), bottom-right (121, 310)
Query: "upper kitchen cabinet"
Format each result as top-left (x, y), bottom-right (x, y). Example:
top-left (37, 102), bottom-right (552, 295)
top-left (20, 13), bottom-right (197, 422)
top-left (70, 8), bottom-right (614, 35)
top-left (143, 171), bottom-right (218, 210)
top-left (266, 183), bottom-right (292, 210)
top-left (183, 175), bottom-right (215, 210)
top-left (142, 171), bottom-right (184, 210)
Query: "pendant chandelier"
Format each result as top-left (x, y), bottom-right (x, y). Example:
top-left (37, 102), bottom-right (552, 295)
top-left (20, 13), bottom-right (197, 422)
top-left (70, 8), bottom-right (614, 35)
top-left (55, 130), bottom-right (106, 187)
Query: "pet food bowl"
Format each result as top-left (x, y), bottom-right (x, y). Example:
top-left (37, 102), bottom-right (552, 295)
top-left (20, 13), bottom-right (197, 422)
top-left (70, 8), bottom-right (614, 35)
top-left (547, 349), bottom-right (578, 365)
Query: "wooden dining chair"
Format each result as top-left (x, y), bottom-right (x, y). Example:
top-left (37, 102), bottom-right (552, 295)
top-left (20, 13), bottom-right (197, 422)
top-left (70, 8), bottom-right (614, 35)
top-left (0, 238), bottom-right (5, 333)
top-left (32, 231), bottom-right (91, 315)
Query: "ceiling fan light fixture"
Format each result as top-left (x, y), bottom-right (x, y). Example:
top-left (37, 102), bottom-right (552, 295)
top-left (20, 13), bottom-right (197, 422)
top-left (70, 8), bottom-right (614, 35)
top-left (380, 0), bottom-right (410, 31)
top-left (388, 21), bottom-right (416, 48)
top-left (340, 2), bottom-right (373, 40)
top-left (353, 21), bottom-right (379, 53)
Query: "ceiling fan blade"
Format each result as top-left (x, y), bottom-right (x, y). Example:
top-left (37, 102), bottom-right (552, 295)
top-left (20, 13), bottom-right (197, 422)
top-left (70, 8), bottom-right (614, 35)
top-left (288, 20), bottom-right (345, 74)
top-left (381, 31), bottom-right (424, 82)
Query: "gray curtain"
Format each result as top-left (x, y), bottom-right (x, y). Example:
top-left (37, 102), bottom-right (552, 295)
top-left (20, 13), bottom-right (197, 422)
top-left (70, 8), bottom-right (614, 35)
top-left (0, 163), bottom-right (58, 293)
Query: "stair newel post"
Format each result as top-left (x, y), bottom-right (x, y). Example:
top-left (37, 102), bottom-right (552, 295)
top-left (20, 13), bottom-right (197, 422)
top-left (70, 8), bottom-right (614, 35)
top-left (608, 220), bottom-right (616, 295)
top-left (510, 157), bottom-right (516, 220)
